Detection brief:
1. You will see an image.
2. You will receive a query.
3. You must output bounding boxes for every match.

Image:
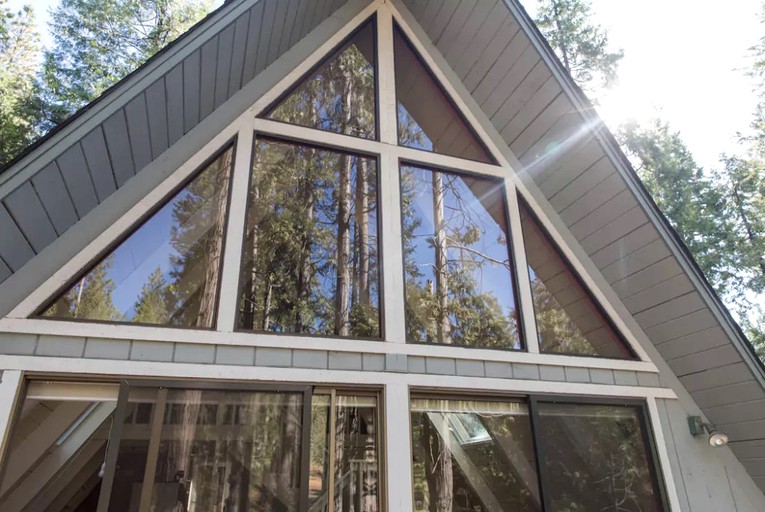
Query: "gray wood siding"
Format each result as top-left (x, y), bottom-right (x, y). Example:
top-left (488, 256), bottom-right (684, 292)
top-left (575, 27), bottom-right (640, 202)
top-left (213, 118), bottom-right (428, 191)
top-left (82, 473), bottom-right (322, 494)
top-left (0, 0), bottom-right (345, 285)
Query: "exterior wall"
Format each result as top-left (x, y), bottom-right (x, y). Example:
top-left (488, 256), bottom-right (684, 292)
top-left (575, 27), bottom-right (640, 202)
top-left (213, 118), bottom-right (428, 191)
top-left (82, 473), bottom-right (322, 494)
top-left (656, 398), bottom-right (765, 511)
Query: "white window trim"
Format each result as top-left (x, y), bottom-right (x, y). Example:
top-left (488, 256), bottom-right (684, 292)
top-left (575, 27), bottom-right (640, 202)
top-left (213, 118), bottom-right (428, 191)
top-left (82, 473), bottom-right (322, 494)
top-left (4, 0), bottom-right (654, 369)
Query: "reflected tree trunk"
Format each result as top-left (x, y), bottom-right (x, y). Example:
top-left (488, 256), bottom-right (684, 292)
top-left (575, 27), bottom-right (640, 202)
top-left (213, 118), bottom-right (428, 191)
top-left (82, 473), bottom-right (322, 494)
top-left (296, 152), bottom-right (315, 333)
top-left (432, 171), bottom-right (450, 343)
top-left (197, 149), bottom-right (233, 327)
top-left (336, 154), bottom-right (352, 336)
top-left (421, 415), bottom-right (453, 512)
top-left (355, 159), bottom-right (370, 308)
top-left (242, 179), bottom-right (260, 329)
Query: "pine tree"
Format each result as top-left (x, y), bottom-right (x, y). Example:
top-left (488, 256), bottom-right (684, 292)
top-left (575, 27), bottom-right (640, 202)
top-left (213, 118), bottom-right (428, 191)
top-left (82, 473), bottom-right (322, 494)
top-left (618, 120), bottom-right (730, 288)
top-left (534, 0), bottom-right (623, 95)
top-left (133, 266), bottom-right (171, 324)
top-left (40, 0), bottom-right (212, 128)
top-left (0, 1), bottom-right (41, 166)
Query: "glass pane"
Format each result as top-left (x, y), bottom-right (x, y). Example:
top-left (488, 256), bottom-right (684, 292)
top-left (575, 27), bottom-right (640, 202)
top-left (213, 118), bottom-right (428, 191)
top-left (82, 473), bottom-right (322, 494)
top-left (238, 138), bottom-right (381, 338)
top-left (266, 21), bottom-right (377, 140)
top-left (40, 146), bottom-right (234, 328)
top-left (410, 398), bottom-right (541, 512)
top-left (333, 395), bottom-right (380, 511)
top-left (537, 402), bottom-right (664, 512)
top-left (394, 24), bottom-right (494, 163)
top-left (518, 201), bottom-right (634, 358)
top-left (401, 163), bottom-right (521, 349)
top-left (108, 388), bottom-right (305, 512)
top-left (310, 395), bottom-right (380, 512)
top-left (0, 393), bottom-right (114, 511)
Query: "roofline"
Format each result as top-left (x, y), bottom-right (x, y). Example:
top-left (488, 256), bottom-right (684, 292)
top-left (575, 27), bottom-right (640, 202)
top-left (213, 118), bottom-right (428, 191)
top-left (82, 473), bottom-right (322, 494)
top-left (503, 0), bottom-right (765, 385)
top-left (0, 0), bottom-right (248, 178)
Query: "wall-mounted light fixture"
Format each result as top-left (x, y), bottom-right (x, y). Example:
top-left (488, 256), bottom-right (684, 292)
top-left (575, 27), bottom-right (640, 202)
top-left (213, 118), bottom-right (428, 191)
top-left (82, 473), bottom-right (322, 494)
top-left (688, 416), bottom-right (729, 447)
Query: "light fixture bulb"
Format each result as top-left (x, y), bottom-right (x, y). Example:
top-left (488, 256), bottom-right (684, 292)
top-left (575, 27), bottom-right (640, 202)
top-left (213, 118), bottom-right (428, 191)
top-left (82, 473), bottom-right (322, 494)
top-left (708, 432), bottom-right (729, 447)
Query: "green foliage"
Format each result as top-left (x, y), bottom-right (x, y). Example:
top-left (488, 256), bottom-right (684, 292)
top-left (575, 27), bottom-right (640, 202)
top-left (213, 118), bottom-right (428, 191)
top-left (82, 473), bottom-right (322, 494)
top-left (619, 120), bottom-right (730, 285)
top-left (534, 0), bottom-right (623, 94)
top-left (0, 1), bottom-right (41, 166)
top-left (132, 266), bottom-right (171, 324)
top-left (43, 256), bottom-right (121, 321)
top-left (40, 0), bottom-right (212, 128)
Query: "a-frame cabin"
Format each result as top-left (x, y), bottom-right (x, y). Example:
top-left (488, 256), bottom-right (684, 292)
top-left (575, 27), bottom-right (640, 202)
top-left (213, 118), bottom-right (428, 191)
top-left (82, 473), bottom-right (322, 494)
top-left (0, 1), bottom-right (763, 510)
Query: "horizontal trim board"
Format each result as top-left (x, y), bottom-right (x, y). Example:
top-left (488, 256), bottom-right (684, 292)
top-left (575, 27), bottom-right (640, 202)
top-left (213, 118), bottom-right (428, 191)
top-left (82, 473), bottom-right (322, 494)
top-left (0, 355), bottom-right (676, 399)
top-left (0, 318), bottom-right (657, 372)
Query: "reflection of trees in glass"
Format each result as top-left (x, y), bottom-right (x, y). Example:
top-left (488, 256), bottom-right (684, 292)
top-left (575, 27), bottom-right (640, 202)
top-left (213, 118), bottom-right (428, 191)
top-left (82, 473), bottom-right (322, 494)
top-left (411, 399), bottom-right (540, 512)
top-left (267, 21), bottom-right (376, 140)
top-left (42, 254), bottom-right (121, 321)
top-left (40, 147), bottom-right (233, 327)
top-left (518, 201), bottom-right (632, 358)
top-left (537, 403), bottom-right (662, 512)
top-left (238, 139), bottom-right (380, 337)
top-left (401, 165), bottom-right (520, 349)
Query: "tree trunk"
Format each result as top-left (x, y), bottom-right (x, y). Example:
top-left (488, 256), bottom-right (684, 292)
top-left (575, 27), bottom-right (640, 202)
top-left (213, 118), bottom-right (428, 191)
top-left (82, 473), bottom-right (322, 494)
top-left (355, 158), bottom-right (370, 307)
top-left (552, 1), bottom-right (571, 73)
top-left (336, 154), bottom-right (352, 336)
top-left (262, 274), bottom-right (273, 331)
top-left (295, 158), bottom-right (315, 333)
top-left (197, 149), bottom-right (233, 328)
top-left (432, 171), bottom-right (451, 343)
top-left (242, 177), bottom-right (260, 330)
top-left (732, 183), bottom-right (765, 278)
top-left (422, 415), bottom-right (453, 512)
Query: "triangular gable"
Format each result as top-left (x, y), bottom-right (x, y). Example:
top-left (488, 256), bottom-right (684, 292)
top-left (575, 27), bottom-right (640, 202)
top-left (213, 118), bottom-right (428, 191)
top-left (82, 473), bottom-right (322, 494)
top-left (3, 0), bottom-right (647, 365)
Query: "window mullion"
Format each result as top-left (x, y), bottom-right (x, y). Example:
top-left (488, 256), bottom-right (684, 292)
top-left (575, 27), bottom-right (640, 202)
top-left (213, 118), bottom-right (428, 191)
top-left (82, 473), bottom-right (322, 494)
top-left (215, 123), bottom-right (255, 332)
top-left (506, 184), bottom-right (541, 353)
top-left (376, 5), bottom-right (398, 145)
top-left (384, 383), bottom-right (414, 510)
top-left (380, 152), bottom-right (407, 343)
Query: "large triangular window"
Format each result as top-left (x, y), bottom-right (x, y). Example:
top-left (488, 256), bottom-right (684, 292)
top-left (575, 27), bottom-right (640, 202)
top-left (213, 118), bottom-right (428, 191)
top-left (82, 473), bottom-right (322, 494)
top-left (264, 19), bottom-right (377, 140)
top-left (518, 198), bottom-right (635, 359)
top-left (394, 23), bottom-right (495, 164)
top-left (37, 145), bottom-right (235, 328)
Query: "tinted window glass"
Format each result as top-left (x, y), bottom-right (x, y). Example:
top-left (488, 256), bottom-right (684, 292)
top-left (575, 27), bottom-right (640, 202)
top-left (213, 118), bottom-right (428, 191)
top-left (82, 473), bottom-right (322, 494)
top-left (40, 146), bottom-right (234, 327)
top-left (411, 398), bottom-right (541, 512)
top-left (537, 402), bottom-right (663, 512)
top-left (394, 24), bottom-right (494, 163)
top-left (239, 138), bottom-right (380, 337)
top-left (310, 395), bottom-right (380, 511)
top-left (108, 389), bottom-right (305, 512)
top-left (267, 21), bottom-right (377, 139)
top-left (518, 200), bottom-right (634, 358)
top-left (401, 164), bottom-right (521, 349)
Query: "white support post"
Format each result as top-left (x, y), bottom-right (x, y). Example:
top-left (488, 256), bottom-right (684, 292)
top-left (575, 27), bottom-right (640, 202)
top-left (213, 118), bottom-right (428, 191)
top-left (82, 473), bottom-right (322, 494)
top-left (646, 397), bottom-right (683, 512)
top-left (384, 383), bottom-right (413, 511)
top-left (376, 4), bottom-right (398, 145)
top-left (379, 152), bottom-right (407, 343)
top-left (0, 370), bottom-right (23, 476)
top-left (216, 123), bottom-right (255, 332)
top-left (505, 184), bottom-right (540, 353)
